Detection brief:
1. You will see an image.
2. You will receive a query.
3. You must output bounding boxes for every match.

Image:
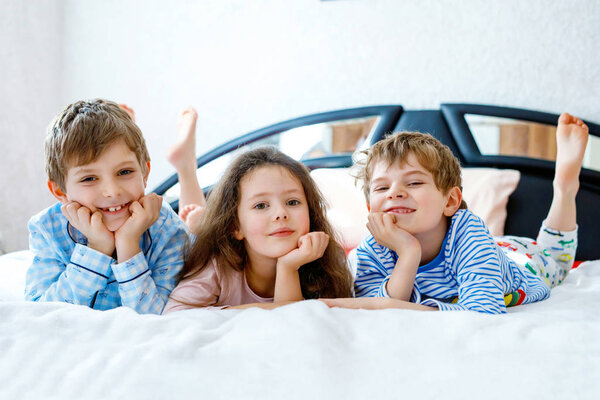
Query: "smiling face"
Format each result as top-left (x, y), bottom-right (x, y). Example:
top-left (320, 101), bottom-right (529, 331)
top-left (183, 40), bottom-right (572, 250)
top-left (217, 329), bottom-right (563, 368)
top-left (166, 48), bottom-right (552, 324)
top-left (368, 153), bottom-right (458, 242)
top-left (51, 138), bottom-right (149, 232)
top-left (234, 165), bottom-right (310, 266)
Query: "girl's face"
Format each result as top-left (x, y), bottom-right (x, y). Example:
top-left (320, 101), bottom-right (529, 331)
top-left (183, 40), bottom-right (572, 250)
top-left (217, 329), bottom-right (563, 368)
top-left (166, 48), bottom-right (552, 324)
top-left (234, 165), bottom-right (310, 266)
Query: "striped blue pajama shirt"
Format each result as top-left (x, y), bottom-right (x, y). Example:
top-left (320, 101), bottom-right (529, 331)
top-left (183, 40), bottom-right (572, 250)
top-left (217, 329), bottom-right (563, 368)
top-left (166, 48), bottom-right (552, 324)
top-left (354, 209), bottom-right (574, 314)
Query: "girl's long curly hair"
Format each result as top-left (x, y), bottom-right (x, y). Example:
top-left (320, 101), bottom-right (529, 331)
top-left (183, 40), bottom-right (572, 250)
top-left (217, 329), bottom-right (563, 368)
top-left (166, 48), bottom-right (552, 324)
top-left (178, 146), bottom-right (353, 299)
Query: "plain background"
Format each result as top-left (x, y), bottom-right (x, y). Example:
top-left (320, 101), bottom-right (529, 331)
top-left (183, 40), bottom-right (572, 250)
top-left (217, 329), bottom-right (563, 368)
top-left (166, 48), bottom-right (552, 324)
top-left (1, 0), bottom-right (599, 253)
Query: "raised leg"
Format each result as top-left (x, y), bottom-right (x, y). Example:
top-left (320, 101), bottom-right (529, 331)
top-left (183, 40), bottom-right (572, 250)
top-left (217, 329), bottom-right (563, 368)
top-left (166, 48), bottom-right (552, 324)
top-left (167, 107), bottom-right (206, 211)
top-left (544, 112), bottom-right (589, 231)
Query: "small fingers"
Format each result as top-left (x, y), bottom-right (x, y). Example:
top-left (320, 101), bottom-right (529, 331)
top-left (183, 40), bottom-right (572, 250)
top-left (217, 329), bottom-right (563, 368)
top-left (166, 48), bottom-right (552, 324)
top-left (90, 211), bottom-right (105, 228)
top-left (129, 200), bottom-right (144, 215)
top-left (61, 202), bottom-right (77, 220)
top-left (298, 233), bottom-right (312, 249)
top-left (139, 193), bottom-right (162, 208)
top-left (76, 205), bottom-right (91, 220)
top-left (381, 212), bottom-right (397, 226)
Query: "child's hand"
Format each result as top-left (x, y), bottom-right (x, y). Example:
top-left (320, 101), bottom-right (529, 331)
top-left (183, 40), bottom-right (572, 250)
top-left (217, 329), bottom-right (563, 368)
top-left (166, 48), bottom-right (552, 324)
top-left (115, 193), bottom-right (163, 262)
top-left (179, 204), bottom-right (205, 232)
top-left (61, 201), bottom-right (115, 256)
top-left (277, 231), bottom-right (329, 271)
top-left (367, 212), bottom-right (420, 255)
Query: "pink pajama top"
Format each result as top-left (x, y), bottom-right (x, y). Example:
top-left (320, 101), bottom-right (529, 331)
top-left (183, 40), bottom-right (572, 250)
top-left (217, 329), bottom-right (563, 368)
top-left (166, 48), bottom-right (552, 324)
top-left (162, 260), bottom-right (272, 313)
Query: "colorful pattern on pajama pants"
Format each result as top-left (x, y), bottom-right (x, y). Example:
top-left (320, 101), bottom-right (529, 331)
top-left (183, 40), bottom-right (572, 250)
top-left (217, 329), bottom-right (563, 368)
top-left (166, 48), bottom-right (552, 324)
top-left (496, 221), bottom-right (578, 292)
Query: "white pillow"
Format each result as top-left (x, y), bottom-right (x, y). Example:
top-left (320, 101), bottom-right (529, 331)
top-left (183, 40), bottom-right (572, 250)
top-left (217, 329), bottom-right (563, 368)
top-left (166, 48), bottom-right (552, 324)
top-left (310, 168), bottom-right (368, 251)
top-left (310, 167), bottom-right (520, 250)
top-left (0, 250), bottom-right (32, 301)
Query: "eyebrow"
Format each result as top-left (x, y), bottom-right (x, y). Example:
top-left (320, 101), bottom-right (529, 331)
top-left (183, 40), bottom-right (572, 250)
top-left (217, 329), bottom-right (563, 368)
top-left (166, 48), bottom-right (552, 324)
top-left (371, 169), bottom-right (429, 184)
top-left (246, 188), bottom-right (304, 200)
top-left (402, 169), bottom-right (429, 177)
top-left (71, 160), bottom-right (139, 175)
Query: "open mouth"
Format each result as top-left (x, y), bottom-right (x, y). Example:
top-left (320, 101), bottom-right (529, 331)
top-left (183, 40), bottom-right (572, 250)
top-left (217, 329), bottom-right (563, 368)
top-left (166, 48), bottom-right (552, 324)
top-left (385, 207), bottom-right (415, 214)
top-left (100, 203), bottom-right (129, 213)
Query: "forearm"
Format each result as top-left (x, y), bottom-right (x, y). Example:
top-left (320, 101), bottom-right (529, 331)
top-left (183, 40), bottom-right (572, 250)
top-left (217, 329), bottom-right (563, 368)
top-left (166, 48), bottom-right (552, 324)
top-left (321, 297), bottom-right (436, 311)
top-left (273, 268), bottom-right (303, 302)
top-left (385, 252), bottom-right (420, 301)
top-left (26, 244), bottom-right (112, 305)
top-left (228, 301), bottom-right (298, 310)
top-left (115, 236), bottom-right (142, 264)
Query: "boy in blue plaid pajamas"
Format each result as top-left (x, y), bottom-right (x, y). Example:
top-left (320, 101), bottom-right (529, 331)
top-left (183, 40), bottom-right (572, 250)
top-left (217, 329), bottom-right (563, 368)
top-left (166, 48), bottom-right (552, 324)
top-left (25, 99), bottom-right (189, 314)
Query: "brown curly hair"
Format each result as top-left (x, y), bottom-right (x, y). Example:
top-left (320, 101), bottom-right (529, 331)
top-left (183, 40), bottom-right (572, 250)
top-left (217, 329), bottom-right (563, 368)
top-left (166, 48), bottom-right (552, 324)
top-left (178, 146), bottom-right (353, 300)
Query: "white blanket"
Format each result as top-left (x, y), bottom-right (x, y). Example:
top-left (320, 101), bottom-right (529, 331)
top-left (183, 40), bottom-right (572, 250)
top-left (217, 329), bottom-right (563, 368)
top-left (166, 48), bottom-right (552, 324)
top-left (1, 251), bottom-right (599, 399)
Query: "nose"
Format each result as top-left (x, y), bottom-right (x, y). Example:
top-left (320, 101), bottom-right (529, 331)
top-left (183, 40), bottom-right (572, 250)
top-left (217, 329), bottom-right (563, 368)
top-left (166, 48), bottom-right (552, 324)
top-left (387, 184), bottom-right (406, 199)
top-left (101, 178), bottom-right (122, 198)
top-left (273, 203), bottom-right (289, 221)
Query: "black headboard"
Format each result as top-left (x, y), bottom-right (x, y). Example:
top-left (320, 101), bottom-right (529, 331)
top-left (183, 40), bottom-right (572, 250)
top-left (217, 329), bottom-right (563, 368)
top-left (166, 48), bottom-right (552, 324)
top-left (154, 103), bottom-right (600, 260)
top-left (377, 104), bottom-right (600, 260)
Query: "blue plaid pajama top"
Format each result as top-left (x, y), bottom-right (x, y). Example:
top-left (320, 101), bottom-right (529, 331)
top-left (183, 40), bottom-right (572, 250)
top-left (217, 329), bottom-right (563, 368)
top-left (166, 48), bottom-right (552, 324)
top-left (25, 202), bottom-right (189, 314)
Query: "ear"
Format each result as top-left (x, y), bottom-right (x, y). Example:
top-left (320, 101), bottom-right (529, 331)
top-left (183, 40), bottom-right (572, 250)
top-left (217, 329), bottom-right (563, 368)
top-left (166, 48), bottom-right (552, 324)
top-left (48, 180), bottom-right (68, 203)
top-left (233, 229), bottom-right (244, 241)
top-left (366, 202), bottom-right (370, 212)
top-left (143, 161), bottom-right (151, 187)
top-left (443, 187), bottom-right (462, 217)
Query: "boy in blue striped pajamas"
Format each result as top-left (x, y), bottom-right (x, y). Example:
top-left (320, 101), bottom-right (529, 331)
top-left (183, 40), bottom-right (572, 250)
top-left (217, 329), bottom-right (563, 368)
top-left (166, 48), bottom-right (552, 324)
top-left (25, 99), bottom-right (188, 314)
top-left (323, 113), bottom-right (588, 314)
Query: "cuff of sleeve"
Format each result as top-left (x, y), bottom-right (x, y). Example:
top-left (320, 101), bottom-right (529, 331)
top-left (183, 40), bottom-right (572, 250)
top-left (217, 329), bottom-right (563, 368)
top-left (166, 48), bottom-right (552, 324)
top-left (70, 243), bottom-right (113, 278)
top-left (410, 283), bottom-right (421, 304)
top-left (112, 251), bottom-right (150, 283)
top-left (377, 276), bottom-right (392, 297)
top-left (421, 298), bottom-right (465, 311)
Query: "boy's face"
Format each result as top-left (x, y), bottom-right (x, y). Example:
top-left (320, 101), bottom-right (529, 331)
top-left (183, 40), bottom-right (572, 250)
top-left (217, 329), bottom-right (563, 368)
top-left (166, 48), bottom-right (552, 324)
top-left (50, 139), bottom-right (150, 232)
top-left (368, 153), bottom-right (458, 239)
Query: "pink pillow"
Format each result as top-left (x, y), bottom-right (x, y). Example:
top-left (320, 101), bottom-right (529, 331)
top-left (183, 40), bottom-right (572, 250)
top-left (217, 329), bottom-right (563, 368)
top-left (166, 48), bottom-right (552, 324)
top-left (461, 168), bottom-right (520, 237)
top-left (310, 169), bottom-right (368, 251)
top-left (310, 167), bottom-right (521, 250)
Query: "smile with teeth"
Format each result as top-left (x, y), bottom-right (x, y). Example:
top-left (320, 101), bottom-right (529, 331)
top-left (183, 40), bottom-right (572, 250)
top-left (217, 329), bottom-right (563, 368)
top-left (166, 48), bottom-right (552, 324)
top-left (386, 207), bottom-right (415, 214)
top-left (101, 203), bottom-right (128, 212)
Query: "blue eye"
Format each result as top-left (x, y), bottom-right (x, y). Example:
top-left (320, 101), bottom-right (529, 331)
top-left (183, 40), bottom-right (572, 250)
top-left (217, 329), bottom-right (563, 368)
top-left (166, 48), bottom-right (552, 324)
top-left (119, 169), bottom-right (133, 176)
top-left (287, 199), bottom-right (300, 206)
top-left (80, 176), bottom-right (96, 183)
top-left (373, 186), bottom-right (388, 192)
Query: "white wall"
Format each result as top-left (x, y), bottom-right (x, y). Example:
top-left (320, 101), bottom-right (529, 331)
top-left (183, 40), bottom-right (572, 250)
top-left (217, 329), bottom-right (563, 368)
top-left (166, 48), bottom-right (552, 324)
top-left (1, 0), bottom-right (599, 252)
top-left (0, 1), bottom-right (63, 253)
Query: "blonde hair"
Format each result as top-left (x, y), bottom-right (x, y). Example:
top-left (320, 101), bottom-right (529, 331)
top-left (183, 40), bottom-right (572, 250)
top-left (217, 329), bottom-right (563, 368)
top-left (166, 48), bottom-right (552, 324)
top-left (45, 99), bottom-right (149, 190)
top-left (355, 131), bottom-right (467, 209)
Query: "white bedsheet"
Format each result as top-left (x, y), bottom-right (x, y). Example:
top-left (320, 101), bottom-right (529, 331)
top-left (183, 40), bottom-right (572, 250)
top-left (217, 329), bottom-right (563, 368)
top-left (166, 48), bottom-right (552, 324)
top-left (1, 251), bottom-right (599, 399)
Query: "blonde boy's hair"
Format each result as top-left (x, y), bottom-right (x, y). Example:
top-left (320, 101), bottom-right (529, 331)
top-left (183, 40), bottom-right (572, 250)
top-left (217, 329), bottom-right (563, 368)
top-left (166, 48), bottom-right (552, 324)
top-left (355, 131), bottom-right (467, 209)
top-left (45, 99), bottom-right (150, 190)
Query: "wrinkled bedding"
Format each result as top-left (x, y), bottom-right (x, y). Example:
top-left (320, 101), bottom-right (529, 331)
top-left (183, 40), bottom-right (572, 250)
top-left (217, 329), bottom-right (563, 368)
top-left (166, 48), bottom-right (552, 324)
top-left (1, 251), bottom-right (599, 399)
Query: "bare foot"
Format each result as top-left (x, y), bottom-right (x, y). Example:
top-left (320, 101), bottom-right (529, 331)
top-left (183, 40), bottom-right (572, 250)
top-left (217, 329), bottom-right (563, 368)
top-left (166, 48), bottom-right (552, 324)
top-left (179, 204), bottom-right (205, 232)
top-left (119, 104), bottom-right (136, 122)
top-left (554, 113), bottom-right (589, 196)
top-left (167, 107), bottom-right (198, 174)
